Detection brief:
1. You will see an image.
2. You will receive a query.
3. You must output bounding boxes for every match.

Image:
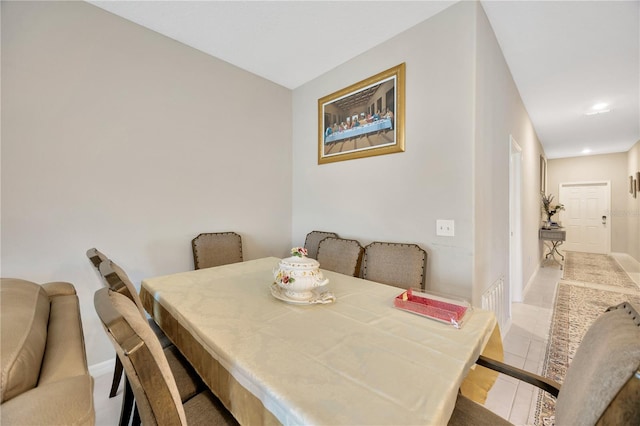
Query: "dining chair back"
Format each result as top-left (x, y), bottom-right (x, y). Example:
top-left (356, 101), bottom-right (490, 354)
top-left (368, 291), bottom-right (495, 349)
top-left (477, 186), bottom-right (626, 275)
top-left (303, 231), bottom-right (338, 259)
top-left (448, 302), bottom-right (640, 425)
top-left (94, 288), bottom-right (237, 426)
top-left (316, 237), bottom-right (364, 277)
top-left (362, 242), bottom-right (427, 290)
top-left (99, 260), bottom-right (172, 347)
top-left (99, 260), bottom-right (146, 316)
top-left (86, 247), bottom-right (108, 268)
top-left (554, 301), bottom-right (640, 425)
top-left (86, 248), bottom-right (129, 402)
top-left (191, 232), bottom-right (243, 270)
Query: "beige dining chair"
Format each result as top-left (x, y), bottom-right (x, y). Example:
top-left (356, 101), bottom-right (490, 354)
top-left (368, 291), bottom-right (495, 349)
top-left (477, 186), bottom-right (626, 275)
top-left (99, 260), bottom-right (172, 349)
top-left (192, 232), bottom-right (243, 270)
top-left (94, 288), bottom-right (238, 426)
top-left (85, 247), bottom-right (127, 402)
top-left (449, 302), bottom-right (640, 425)
top-left (303, 230), bottom-right (338, 259)
top-left (98, 258), bottom-right (179, 425)
top-left (362, 242), bottom-right (427, 290)
top-left (87, 247), bottom-right (108, 268)
top-left (316, 237), bottom-right (364, 277)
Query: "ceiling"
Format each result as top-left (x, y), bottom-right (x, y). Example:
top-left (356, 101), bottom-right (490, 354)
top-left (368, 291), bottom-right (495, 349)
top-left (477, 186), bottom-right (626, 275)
top-left (89, 0), bottom-right (639, 159)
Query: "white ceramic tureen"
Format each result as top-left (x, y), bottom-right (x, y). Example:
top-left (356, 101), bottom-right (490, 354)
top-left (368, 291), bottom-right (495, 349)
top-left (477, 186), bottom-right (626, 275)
top-left (273, 247), bottom-right (329, 301)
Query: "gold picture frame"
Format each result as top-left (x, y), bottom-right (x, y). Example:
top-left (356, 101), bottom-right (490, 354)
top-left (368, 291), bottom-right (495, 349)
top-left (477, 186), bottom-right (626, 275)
top-left (539, 155), bottom-right (547, 194)
top-left (318, 63), bottom-right (405, 164)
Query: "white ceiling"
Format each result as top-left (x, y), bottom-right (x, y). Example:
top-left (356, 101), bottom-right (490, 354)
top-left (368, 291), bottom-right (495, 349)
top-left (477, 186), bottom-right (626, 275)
top-left (89, 0), bottom-right (639, 159)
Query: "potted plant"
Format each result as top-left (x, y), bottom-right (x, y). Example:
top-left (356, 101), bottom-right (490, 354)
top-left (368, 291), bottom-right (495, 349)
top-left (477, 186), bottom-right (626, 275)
top-left (541, 193), bottom-right (564, 228)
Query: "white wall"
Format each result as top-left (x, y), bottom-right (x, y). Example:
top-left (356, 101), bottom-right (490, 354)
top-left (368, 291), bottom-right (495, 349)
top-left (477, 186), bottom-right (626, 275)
top-left (1, 1), bottom-right (293, 366)
top-left (473, 3), bottom-right (546, 306)
top-left (547, 152), bottom-right (629, 253)
top-left (2, 0), bottom-right (552, 367)
top-left (291, 1), bottom-right (544, 306)
top-left (292, 1), bottom-right (478, 299)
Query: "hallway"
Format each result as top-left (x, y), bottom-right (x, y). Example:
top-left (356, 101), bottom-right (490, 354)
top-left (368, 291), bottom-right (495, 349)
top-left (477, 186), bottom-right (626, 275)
top-left (485, 252), bottom-right (640, 424)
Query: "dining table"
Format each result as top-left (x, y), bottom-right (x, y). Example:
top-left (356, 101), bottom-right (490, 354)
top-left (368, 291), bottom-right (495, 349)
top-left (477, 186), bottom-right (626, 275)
top-left (140, 257), bottom-right (502, 425)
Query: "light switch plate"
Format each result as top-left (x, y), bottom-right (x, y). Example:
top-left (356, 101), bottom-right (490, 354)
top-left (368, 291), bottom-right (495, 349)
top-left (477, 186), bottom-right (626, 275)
top-left (436, 220), bottom-right (455, 237)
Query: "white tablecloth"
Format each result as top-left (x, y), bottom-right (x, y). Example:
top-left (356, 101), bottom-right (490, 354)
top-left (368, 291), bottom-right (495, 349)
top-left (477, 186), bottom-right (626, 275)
top-left (141, 257), bottom-right (497, 425)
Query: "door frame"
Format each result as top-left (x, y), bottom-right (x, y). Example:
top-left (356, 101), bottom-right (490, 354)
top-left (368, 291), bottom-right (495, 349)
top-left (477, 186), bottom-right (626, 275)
top-left (509, 136), bottom-right (523, 305)
top-left (558, 181), bottom-right (611, 254)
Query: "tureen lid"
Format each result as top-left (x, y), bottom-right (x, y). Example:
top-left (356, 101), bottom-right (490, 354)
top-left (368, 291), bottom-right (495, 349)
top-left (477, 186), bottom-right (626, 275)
top-left (279, 255), bottom-right (319, 270)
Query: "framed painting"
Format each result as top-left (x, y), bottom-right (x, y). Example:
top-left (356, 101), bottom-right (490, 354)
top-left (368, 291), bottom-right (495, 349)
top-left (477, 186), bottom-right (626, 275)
top-left (539, 155), bottom-right (547, 194)
top-left (318, 63), bottom-right (405, 164)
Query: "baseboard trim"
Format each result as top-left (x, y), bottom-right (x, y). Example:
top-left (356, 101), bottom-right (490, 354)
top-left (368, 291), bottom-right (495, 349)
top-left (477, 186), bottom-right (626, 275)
top-left (89, 358), bottom-right (115, 377)
top-left (523, 264), bottom-right (541, 298)
top-left (610, 252), bottom-right (640, 286)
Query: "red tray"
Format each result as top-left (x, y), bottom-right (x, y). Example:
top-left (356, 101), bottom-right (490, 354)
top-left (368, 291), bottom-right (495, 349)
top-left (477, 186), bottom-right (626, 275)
top-left (394, 289), bottom-right (470, 328)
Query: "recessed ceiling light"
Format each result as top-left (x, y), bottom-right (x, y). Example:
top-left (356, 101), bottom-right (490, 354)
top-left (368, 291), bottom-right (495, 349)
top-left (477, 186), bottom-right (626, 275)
top-left (581, 148), bottom-right (592, 154)
top-left (585, 102), bottom-right (612, 116)
top-left (585, 109), bottom-right (611, 116)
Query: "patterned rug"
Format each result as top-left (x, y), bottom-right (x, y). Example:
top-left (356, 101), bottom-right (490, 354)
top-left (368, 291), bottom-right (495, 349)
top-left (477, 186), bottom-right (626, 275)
top-left (534, 282), bottom-right (640, 426)
top-left (562, 251), bottom-right (638, 289)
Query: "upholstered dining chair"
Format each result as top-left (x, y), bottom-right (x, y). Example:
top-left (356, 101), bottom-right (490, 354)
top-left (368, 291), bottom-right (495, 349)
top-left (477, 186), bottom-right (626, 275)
top-left (86, 247), bottom-right (108, 268)
top-left (361, 242), bottom-right (427, 290)
top-left (99, 259), bottom-right (178, 425)
top-left (99, 260), bottom-right (172, 349)
top-left (85, 247), bottom-right (126, 401)
top-left (449, 302), bottom-right (640, 425)
top-left (192, 232), bottom-right (243, 270)
top-left (303, 231), bottom-right (338, 259)
top-left (316, 237), bottom-right (364, 277)
top-left (94, 288), bottom-right (238, 426)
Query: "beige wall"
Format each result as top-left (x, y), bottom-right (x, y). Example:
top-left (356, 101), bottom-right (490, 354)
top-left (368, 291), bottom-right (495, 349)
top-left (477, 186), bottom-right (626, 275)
top-left (1, 1), bottom-right (293, 366)
top-left (2, 0), bottom-right (559, 368)
top-left (473, 3), bottom-right (546, 305)
top-left (547, 152), bottom-right (629, 253)
top-left (627, 141), bottom-right (640, 261)
top-left (291, 1), bottom-right (543, 307)
top-left (292, 1), bottom-right (477, 300)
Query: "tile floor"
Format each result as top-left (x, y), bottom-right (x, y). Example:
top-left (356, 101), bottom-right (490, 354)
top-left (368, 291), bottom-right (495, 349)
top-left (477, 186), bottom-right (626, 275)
top-left (484, 252), bottom-right (640, 425)
top-left (483, 265), bottom-right (562, 425)
top-left (94, 370), bottom-right (125, 426)
top-left (92, 254), bottom-right (639, 426)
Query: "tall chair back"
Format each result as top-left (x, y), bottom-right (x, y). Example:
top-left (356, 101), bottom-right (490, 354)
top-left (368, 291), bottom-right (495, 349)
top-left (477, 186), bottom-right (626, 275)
top-left (304, 231), bottom-right (338, 259)
top-left (449, 302), bottom-right (640, 425)
top-left (317, 237), bottom-right (363, 277)
top-left (99, 260), bottom-right (146, 317)
top-left (555, 302), bottom-right (640, 424)
top-left (86, 248), bottom-right (128, 402)
top-left (95, 288), bottom-right (186, 426)
top-left (99, 260), bottom-right (171, 347)
top-left (191, 232), bottom-right (243, 270)
top-left (362, 242), bottom-right (427, 290)
top-left (86, 247), bottom-right (108, 268)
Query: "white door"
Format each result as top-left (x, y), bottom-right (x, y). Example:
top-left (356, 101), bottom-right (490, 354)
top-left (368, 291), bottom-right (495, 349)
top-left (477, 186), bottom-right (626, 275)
top-left (559, 182), bottom-right (610, 254)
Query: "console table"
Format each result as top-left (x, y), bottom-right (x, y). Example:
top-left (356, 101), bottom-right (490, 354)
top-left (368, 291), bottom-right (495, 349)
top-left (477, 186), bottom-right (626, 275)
top-left (540, 228), bottom-right (566, 269)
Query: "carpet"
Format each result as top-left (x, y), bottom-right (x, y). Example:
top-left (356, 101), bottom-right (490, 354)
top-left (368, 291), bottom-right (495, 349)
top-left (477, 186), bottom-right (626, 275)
top-left (534, 282), bottom-right (640, 426)
top-left (562, 251), bottom-right (638, 289)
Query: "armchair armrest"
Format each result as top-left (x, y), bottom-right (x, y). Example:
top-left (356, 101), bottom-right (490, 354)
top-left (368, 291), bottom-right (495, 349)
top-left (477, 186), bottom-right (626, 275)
top-left (477, 355), bottom-right (561, 398)
top-left (41, 281), bottom-right (77, 298)
top-left (0, 375), bottom-right (95, 425)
